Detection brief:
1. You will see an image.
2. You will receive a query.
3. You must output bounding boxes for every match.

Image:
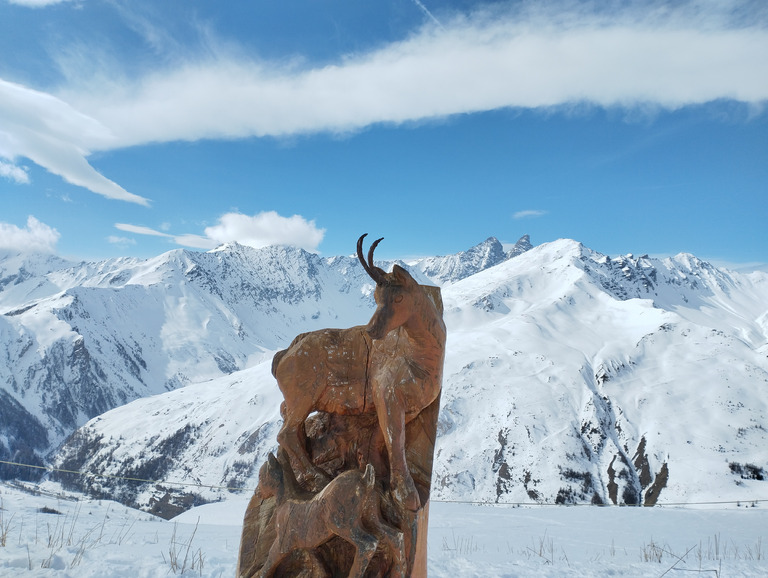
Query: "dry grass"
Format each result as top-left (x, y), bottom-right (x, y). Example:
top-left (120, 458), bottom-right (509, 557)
top-left (162, 518), bottom-right (205, 575)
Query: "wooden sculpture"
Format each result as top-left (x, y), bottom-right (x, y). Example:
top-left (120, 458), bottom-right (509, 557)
top-left (238, 235), bottom-right (446, 577)
top-left (256, 453), bottom-right (406, 578)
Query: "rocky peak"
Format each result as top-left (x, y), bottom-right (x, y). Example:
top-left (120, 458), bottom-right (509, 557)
top-left (506, 234), bottom-right (533, 258)
top-left (415, 235), bottom-right (532, 285)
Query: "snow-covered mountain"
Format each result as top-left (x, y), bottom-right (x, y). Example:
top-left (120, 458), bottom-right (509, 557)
top-left (413, 234), bottom-right (532, 285)
top-left (0, 238), bottom-right (516, 482)
top-left (435, 240), bottom-right (768, 507)
top-left (36, 238), bottom-right (768, 518)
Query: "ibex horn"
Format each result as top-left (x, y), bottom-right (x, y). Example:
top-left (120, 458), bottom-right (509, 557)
top-left (357, 234), bottom-right (386, 285)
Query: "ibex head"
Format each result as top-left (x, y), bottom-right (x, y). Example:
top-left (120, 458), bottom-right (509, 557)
top-left (357, 234), bottom-right (420, 340)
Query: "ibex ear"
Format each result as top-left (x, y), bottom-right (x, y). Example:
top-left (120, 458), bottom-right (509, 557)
top-left (392, 264), bottom-right (416, 286)
top-left (267, 452), bottom-right (285, 482)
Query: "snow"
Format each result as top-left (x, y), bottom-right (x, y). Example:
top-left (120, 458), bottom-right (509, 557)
top-left (29, 237), bottom-right (768, 516)
top-left (2, 481), bottom-right (767, 577)
top-left (428, 239), bottom-right (768, 506)
top-left (3, 237), bottom-right (768, 574)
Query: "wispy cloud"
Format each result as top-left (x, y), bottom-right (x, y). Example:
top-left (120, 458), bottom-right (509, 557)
top-left (514, 210), bottom-right (547, 220)
top-left (0, 79), bottom-right (150, 205)
top-left (67, 4), bottom-right (767, 148)
top-left (705, 258), bottom-right (768, 274)
top-left (114, 223), bottom-right (215, 249)
top-left (115, 211), bottom-right (325, 252)
top-left (114, 224), bottom-right (171, 238)
top-left (0, 161), bottom-right (29, 184)
top-left (2, 1), bottom-right (766, 206)
top-left (107, 235), bottom-right (136, 249)
top-left (410, 0), bottom-right (444, 30)
top-left (0, 216), bottom-right (60, 253)
top-left (107, 235), bottom-right (137, 246)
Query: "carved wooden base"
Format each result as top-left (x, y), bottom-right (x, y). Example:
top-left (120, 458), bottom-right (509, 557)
top-left (237, 396), bottom-right (440, 577)
top-left (237, 493), bottom-right (430, 577)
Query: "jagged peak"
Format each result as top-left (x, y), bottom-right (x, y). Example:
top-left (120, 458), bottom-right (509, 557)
top-left (666, 252), bottom-right (711, 271)
top-left (464, 236), bottom-right (506, 259)
top-left (475, 236), bottom-right (503, 247)
top-left (513, 233), bottom-right (531, 247)
top-left (505, 234), bottom-right (533, 258)
top-left (208, 241), bottom-right (244, 253)
top-left (207, 241), bottom-right (317, 262)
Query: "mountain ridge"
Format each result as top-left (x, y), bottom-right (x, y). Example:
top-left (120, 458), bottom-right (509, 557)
top-left (0, 236), bottom-right (529, 478)
top-left (414, 234), bottom-right (532, 285)
top-left (22, 237), bottom-right (767, 517)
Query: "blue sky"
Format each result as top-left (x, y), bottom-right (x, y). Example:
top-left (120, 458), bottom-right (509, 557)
top-left (1, 0), bottom-right (766, 269)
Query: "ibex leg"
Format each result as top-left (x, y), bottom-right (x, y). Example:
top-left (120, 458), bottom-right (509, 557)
top-left (369, 515), bottom-right (406, 577)
top-left (338, 525), bottom-right (377, 578)
top-left (374, 386), bottom-right (420, 512)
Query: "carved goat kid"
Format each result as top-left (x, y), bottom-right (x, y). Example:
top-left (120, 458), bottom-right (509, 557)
top-left (271, 234), bottom-right (446, 512)
top-left (257, 453), bottom-right (406, 578)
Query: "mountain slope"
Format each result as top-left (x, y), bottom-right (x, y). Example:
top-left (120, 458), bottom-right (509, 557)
top-left (54, 363), bottom-right (282, 518)
top-left (2, 236), bottom-right (515, 478)
top-left (0, 243), bottom-right (379, 475)
top-left (50, 239), bottom-right (768, 514)
top-left (435, 239), bottom-right (768, 506)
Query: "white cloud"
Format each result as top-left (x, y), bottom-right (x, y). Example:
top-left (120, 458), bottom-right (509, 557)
top-left (705, 258), bottom-right (768, 274)
top-left (114, 211), bottom-right (325, 252)
top-left (0, 216), bottom-right (60, 253)
top-left (64, 6), bottom-right (768, 147)
top-left (114, 222), bottom-right (216, 249)
top-left (0, 161), bottom-right (29, 184)
top-left (204, 211), bottom-right (325, 252)
top-left (171, 233), bottom-right (218, 250)
top-left (2, 2), bottom-right (766, 203)
top-left (0, 79), bottom-right (149, 205)
top-left (114, 223), bottom-right (170, 237)
top-left (107, 235), bottom-right (137, 246)
top-left (513, 210), bottom-right (547, 220)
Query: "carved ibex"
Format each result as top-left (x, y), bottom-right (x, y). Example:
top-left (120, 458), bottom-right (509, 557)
top-left (272, 234), bottom-right (446, 511)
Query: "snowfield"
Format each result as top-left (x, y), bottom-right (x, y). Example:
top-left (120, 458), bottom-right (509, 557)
top-left (1, 482), bottom-right (767, 577)
top-left (41, 238), bottom-right (768, 516)
top-left (2, 236), bottom-right (767, 575)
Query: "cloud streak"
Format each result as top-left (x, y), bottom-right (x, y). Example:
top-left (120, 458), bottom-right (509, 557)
top-left (107, 235), bottom-right (137, 246)
top-left (115, 211), bottom-right (325, 252)
top-left (2, 2), bottom-right (767, 206)
top-left (114, 223), bottom-right (215, 249)
top-left (71, 8), bottom-right (768, 147)
top-left (410, 0), bottom-right (444, 30)
top-left (0, 79), bottom-right (150, 205)
top-left (514, 210), bottom-right (548, 220)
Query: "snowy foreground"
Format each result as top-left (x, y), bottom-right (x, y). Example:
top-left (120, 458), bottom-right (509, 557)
top-left (1, 482), bottom-right (767, 577)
